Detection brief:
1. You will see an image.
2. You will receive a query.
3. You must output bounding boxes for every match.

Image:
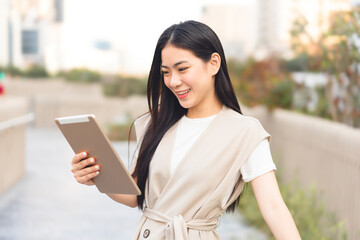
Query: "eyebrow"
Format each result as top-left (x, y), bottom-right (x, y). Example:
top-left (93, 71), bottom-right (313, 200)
top-left (160, 61), bottom-right (188, 69)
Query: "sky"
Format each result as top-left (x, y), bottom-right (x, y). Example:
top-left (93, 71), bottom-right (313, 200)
top-left (63, 0), bottom-right (254, 74)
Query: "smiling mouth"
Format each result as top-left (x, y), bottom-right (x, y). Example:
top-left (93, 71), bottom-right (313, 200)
top-left (177, 89), bottom-right (191, 95)
top-left (176, 89), bottom-right (191, 99)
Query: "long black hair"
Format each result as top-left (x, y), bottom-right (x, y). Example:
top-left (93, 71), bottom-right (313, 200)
top-left (132, 20), bottom-right (243, 212)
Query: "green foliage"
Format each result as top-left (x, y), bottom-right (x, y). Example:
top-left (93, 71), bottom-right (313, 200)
top-left (103, 75), bottom-right (147, 97)
top-left (4, 65), bottom-right (22, 77)
top-left (228, 57), bottom-right (295, 110)
top-left (264, 77), bottom-right (295, 111)
top-left (104, 114), bottom-right (136, 141)
top-left (23, 65), bottom-right (49, 78)
top-left (105, 122), bottom-right (135, 141)
top-left (62, 68), bottom-right (101, 83)
top-left (283, 53), bottom-right (310, 72)
top-left (238, 173), bottom-right (348, 240)
top-left (0, 65), bottom-right (49, 78)
top-left (290, 10), bottom-right (360, 127)
top-left (311, 86), bottom-right (332, 120)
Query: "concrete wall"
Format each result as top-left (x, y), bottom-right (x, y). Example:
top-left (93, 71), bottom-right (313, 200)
top-left (0, 97), bottom-right (28, 195)
top-left (34, 95), bottom-right (148, 127)
top-left (244, 105), bottom-right (360, 240)
top-left (4, 78), bottom-right (148, 127)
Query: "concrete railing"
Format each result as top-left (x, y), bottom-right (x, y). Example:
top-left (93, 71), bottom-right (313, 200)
top-left (4, 78), bottom-right (148, 127)
top-left (34, 95), bottom-right (148, 127)
top-left (0, 97), bottom-right (33, 195)
top-left (244, 105), bottom-right (360, 240)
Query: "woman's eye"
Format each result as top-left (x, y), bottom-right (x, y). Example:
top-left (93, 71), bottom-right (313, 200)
top-left (179, 67), bottom-right (188, 72)
top-left (162, 71), bottom-right (169, 75)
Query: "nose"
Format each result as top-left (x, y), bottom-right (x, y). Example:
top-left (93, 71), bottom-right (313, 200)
top-left (169, 73), bottom-right (182, 88)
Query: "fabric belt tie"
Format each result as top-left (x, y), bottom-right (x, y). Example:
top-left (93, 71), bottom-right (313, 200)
top-left (143, 208), bottom-right (221, 240)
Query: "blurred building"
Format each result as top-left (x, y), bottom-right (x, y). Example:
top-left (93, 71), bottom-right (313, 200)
top-left (202, 0), bottom-right (352, 60)
top-left (0, 0), bottom-right (62, 70)
top-left (202, 3), bottom-right (257, 60)
top-left (257, 0), bottom-right (352, 58)
top-left (0, 0), bottom-right (123, 74)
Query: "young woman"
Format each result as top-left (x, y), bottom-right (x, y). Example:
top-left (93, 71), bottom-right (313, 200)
top-left (71, 20), bottom-right (301, 240)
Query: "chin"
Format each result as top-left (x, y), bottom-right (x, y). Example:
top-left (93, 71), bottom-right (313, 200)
top-left (178, 101), bottom-right (193, 110)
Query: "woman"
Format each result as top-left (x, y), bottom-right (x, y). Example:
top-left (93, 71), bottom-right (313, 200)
top-left (71, 20), bottom-right (301, 239)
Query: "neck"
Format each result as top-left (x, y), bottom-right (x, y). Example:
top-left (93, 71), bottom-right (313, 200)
top-left (186, 99), bottom-right (223, 119)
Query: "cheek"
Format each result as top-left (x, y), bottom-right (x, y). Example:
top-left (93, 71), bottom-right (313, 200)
top-left (163, 76), bottom-right (175, 93)
top-left (163, 76), bottom-right (170, 88)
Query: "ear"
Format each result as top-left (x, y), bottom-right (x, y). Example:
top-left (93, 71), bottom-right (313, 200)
top-left (208, 52), bottom-right (221, 76)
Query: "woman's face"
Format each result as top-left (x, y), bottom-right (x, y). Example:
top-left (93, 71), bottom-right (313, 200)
top-left (161, 44), bottom-right (221, 118)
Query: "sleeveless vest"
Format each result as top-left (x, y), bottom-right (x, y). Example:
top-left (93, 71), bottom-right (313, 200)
top-left (132, 106), bottom-right (271, 240)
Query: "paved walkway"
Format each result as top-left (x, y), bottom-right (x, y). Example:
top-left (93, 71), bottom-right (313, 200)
top-left (0, 127), bottom-right (268, 240)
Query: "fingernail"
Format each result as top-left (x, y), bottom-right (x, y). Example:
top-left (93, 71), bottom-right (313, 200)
top-left (83, 152), bottom-right (87, 157)
top-left (90, 158), bottom-right (95, 163)
top-left (94, 165), bottom-right (99, 170)
top-left (96, 171), bottom-right (99, 174)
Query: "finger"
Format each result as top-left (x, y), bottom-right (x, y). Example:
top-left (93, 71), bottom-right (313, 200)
top-left (76, 170), bottom-right (100, 184)
top-left (71, 157), bottom-right (95, 172)
top-left (74, 164), bottom-right (100, 178)
top-left (72, 152), bottom-right (88, 164)
top-left (83, 179), bottom-right (95, 186)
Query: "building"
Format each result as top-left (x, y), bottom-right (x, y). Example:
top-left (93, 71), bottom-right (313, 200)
top-left (202, 3), bottom-right (257, 60)
top-left (0, 0), bottom-right (123, 74)
top-left (202, 0), bottom-right (352, 60)
top-left (257, 0), bottom-right (352, 58)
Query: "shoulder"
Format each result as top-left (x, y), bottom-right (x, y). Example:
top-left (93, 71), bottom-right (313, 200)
top-left (223, 106), bottom-right (271, 142)
top-left (134, 112), bottom-right (151, 127)
top-left (224, 106), bottom-right (264, 129)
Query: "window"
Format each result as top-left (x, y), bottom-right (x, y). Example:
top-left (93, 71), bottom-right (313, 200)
top-left (22, 30), bottom-right (38, 54)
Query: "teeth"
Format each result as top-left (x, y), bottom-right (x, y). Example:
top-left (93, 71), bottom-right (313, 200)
top-left (178, 89), bottom-right (190, 95)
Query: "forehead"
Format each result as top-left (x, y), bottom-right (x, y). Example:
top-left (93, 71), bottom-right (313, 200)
top-left (161, 44), bottom-right (198, 65)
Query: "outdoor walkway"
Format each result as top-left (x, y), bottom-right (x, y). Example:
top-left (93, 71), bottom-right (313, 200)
top-left (0, 127), bottom-right (268, 240)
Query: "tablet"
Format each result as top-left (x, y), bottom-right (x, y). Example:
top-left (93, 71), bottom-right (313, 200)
top-left (55, 114), bottom-right (141, 195)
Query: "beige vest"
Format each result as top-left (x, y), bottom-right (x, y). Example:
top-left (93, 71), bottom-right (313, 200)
top-left (133, 106), bottom-right (271, 240)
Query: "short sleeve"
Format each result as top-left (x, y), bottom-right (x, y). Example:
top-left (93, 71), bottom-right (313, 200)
top-left (240, 138), bottom-right (276, 182)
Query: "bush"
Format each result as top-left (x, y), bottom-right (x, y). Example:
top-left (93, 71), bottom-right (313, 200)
top-left (1, 65), bottom-right (49, 78)
top-left (5, 66), bottom-right (22, 77)
top-left (105, 122), bottom-right (136, 141)
top-left (103, 75), bottom-right (147, 97)
top-left (23, 65), bottom-right (49, 78)
top-left (283, 53), bottom-right (310, 72)
top-left (264, 77), bottom-right (295, 110)
top-left (238, 171), bottom-right (347, 239)
top-left (63, 68), bottom-right (101, 83)
top-left (104, 114), bottom-right (136, 141)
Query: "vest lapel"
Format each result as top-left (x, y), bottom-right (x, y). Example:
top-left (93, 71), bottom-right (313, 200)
top-left (147, 121), bottom-right (178, 208)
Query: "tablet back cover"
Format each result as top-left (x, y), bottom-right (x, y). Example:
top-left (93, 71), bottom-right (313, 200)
top-left (55, 115), bottom-right (140, 195)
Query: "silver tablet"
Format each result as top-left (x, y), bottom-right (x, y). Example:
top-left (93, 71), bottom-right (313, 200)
top-left (55, 114), bottom-right (141, 195)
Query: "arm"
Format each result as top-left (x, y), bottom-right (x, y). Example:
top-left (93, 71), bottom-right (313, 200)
top-left (105, 183), bottom-right (138, 208)
top-left (250, 170), bottom-right (301, 240)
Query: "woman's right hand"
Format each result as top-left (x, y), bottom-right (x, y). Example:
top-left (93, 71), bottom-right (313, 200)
top-left (71, 152), bottom-right (101, 186)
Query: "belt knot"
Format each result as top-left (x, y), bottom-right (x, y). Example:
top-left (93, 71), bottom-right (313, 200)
top-left (143, 208), bottom-right (221, 240)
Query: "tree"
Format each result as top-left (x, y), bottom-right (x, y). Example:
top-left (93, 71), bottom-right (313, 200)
top-left (290, 10), bottom-right (360, 128)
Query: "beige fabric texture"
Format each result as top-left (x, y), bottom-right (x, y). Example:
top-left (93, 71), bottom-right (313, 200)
top-left (132, 106), bottom-right (271, 240)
